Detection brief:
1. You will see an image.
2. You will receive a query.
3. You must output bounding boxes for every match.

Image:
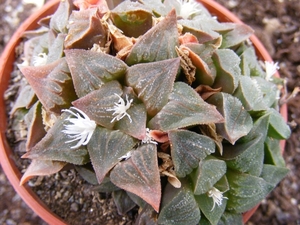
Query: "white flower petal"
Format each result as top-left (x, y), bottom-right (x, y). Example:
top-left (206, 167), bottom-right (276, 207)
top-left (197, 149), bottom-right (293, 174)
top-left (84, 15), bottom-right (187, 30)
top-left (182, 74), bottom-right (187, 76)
top-left (32, 53), bottom-right (48, 66)
top-left (265, 61), bottom-right (279, 81)
top-left (107, 93), bottom-right (133, 123)
top-left (208, 187), bottom-right (228, 211)
top-left (62, 107), bottom-right (96, 149)
top-left (176, 0), bottom-right (202, 19)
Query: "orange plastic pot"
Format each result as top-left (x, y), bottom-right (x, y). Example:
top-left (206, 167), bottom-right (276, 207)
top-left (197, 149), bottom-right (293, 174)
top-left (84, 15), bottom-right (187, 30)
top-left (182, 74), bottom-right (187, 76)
top-left (0, 0), bottom-right (287, 224)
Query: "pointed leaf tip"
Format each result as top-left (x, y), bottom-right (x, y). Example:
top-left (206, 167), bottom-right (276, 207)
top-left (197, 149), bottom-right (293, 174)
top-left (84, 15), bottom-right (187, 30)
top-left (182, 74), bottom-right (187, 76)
top-left (110, 144), bottom-right (161, 212)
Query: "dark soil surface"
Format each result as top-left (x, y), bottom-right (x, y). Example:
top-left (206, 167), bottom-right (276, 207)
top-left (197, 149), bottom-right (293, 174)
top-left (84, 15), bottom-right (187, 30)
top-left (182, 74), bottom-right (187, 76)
top-left (1, 0), bottom-right (299, 224)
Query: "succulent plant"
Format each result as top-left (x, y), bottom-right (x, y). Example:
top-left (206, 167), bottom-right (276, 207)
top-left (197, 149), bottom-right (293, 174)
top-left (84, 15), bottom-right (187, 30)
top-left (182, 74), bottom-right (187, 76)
top-left (12, 0), bottom-right (291, 224)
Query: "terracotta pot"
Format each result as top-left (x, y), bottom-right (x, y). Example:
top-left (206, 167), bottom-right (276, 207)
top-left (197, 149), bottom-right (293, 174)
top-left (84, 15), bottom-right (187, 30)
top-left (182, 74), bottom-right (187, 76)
top-left (0, 0), bottom-right (287, 224)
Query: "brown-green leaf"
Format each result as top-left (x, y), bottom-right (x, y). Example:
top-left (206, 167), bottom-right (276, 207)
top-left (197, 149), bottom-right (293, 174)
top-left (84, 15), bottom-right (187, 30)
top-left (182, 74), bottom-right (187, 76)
top-left (49, 0), bottom-right (73, 33)
top-left (111, 1), bottom-right (153, 38)
top-left (19, 58), bottom-right (77, 114)
top-left (72, 81), bottom-right (123, 129)
top-left (233, 76), bottom-right (268, 111)
top-left (126, 58), bottom-right (180, 116)
top-left (22, 112), bottom-right (89, 165)
top-left (148, 82), bottom-right (224, 131)
top-left (212, 49), bottom-right (241, 94)
top-left (20, 160), bottom-right (66, 185)
top-left (168, 130), bottom-right (215, 178)
top-left (125, 9), bottom-right (178, 65)
top-left (87, 126), bottom-right (137, 184)
top-left (110, 144), bottom-right (161, 212)
top-left (158, 179), bottom-right (201, 225)
top-left (207, 92), bottom-right (253, 144)
top-left (65, 8), bottom-right (107, 49)
top-left (192, 156), bottom-right (227, 195)
top-left (220, 24), bottom-right (254, 48)
top-left (65, 49), bottom-right (128, 98)
top-left (226, 169), bottom-right (274, 213)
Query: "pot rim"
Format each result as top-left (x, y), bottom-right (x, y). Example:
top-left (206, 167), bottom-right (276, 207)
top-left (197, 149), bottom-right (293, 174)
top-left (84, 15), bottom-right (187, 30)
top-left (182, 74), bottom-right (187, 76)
top-left (0, 0), bottom-right (287, 224)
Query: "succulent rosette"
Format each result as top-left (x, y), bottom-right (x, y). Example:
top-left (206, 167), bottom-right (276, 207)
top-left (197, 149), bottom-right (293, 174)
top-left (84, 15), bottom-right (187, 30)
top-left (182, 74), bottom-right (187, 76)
top-left (12, 0), bottom-right (290, 224)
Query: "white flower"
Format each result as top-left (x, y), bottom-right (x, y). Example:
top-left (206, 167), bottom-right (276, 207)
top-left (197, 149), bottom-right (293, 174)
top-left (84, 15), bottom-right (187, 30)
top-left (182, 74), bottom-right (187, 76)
top-left (208, 187), bottom-right (228, 211)
top-left (107, 93), bottom-right (133, 123)
top-left (176, 0), bottom-right (202, 19)
top-left (264, 61), bottom-right (279, 81)
top-left (32, 53), bottom-right (48, 66)
top-left (141, 128), bottom-right (158, 145)
top-left (62, 107), bottom-right (96, 149)
top-left (118, 151), bottom-right (132, 161)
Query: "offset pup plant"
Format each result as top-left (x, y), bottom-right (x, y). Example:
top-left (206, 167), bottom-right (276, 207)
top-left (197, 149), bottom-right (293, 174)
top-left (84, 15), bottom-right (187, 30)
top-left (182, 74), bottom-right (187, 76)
top-left (12, 0), bottom-right (291, 224)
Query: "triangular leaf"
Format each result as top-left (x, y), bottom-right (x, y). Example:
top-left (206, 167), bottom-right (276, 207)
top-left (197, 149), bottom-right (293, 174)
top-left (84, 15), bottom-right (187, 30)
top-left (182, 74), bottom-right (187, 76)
top-left (19, 58), bottom-right (77, 114)
top-left (179, 16), bottom-right (222, 43)
top-left (148, 82), bottom-right (224, 131)
top-left (114, 93), bottom-right (147, 140)
top-left (221, 133), bottom-right (265, 176)
top-left (111, 1), bottom-right (153, 38)
top-left (10, 85), bottom-right (36, 115)
top-left (240, 45), bottom-right (265, 77)
top-left (92, 176), bottom-right (121, 193)
top-left (24, 102), bottom-right (46, 151)
top-left (112, 190), bottom-right (137, 215)
top-left (191, 156), bottom-right (227, 195)
top-left (20, 160), bottom-right (66, 185)
top-left (138, 0), bottom-right (168, 16)
top-left (126, 58), bottom-right (180, 116)
top-left (195, 192), bottom-right (227, 225)
top-left (220, 24), bottom-right (253, 48)
top-left (65, 49), bottom-right (128, 98)
top-left (233, 76), bottom-right (267, 111)
top-left (260, 164), bottom-right (289, 187)
top-left (158, 179), bottom-right (201, 225)
top-left (47, 33), bottom-right (66, 64)
top-left (217, 211), bottom-right (243, 225)
top-left (212, 49), bottom-right (241, 94)
top-left (253, 77), bottom-right (278, 108)
top-left (49, 0), bottom-right (73, 33)
top-left (110, 144), bottom-right (161, 212)
top-left (72, 80), bottom-right (123, 129)
top-left (75, 164), bottom-right (98, 185)
top-left (65, 8), bottom-right (107, 49)
top-left (226, 169), bottom-right (274, 213)
top-left (267, 108), bottom-right (291, 139)
top-left (87, 126), bottom-right (137, 184)
top-left (168, 130), bottom-right (215, 178)
top-left (125, 9), bottom-right (178, 65)
top-left (207, 92), bottom-right (253, 144)
top-left (264, 138), bottom-right (285, 167)
top-left (181, 43), bottom-right (217, 86)
top-left (22, 112), bottom-right (89, 165)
